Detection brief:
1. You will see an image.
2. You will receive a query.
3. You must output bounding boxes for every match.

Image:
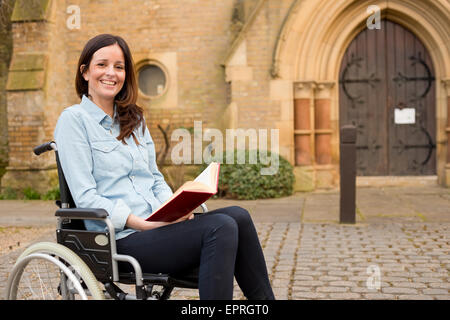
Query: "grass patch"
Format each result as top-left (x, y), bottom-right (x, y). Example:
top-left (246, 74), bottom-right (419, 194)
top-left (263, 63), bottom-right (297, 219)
top-left (356, 207), bottom-right (365, 221)
top-left (416, 212), bottom-right (427, 222)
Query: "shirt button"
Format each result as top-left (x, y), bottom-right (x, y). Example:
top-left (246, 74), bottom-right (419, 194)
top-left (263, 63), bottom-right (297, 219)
top-left (131, 175), bottom-right (135, 180)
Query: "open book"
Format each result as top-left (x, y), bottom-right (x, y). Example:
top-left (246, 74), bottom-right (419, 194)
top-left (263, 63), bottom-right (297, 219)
top-left (146, 162), bottom-right (220, 222)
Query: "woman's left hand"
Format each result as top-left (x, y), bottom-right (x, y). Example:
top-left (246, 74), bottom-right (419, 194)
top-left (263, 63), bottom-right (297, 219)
top-left (173, 211), bottom-right (194, 223)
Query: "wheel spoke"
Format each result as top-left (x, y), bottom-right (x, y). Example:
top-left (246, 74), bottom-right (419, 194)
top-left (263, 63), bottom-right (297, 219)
top-left (6, 242), bottom-right (103, 300)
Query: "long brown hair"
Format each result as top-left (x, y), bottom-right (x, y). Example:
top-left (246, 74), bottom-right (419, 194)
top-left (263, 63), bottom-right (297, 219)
top-left (75, 34), bottom-right (144, 144)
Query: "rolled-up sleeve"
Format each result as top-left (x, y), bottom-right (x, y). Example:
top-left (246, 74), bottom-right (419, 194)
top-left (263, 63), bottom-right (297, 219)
top-left (143, 126), bottom-right (173, 204)
top-left (54, 110), bottom-right (131, 233)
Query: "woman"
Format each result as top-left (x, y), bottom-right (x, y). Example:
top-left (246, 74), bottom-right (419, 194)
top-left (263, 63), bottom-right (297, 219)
top-left (54, 34), bottom-right (274, 300)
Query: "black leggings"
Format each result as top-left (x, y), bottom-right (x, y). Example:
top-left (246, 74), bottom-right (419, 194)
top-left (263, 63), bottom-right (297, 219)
top-left (116, 206), bottom-right (274, 300)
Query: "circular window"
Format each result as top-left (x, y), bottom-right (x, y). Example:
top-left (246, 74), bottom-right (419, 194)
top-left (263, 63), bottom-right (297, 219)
top-left (138, 63), bottom-right (168, 98)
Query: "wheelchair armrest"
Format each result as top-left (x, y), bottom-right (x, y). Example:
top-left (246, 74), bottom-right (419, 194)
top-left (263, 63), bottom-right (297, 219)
top-left (55, 208), bottom-right (108, 220)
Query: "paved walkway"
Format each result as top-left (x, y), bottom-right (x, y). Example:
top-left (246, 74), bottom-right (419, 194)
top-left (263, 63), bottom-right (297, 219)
top-left (0, 186), bottom-right (449, 299)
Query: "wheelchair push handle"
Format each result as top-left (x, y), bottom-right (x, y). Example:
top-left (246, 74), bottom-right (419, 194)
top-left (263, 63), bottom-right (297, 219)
top-left (33, 141), bottom-right (57, 155)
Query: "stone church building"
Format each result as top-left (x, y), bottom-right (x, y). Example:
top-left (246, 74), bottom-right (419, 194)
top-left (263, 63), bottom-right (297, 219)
top-left (0, 0), bottom-right (449, 194)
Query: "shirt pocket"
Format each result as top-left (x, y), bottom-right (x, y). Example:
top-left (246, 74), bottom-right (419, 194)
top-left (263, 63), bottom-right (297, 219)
top-left (91, 140), bottom-right (122, 173)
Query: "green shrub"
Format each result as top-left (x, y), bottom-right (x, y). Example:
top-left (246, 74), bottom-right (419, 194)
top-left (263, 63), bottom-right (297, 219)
top-left (199, 150), bottom-right (295, 200)
top-left (42, 186), bottom-right (60, 200)
top-left (22, 187), bottom-right (41, 200)
top-left (0, 186), bottom-right (17, 200)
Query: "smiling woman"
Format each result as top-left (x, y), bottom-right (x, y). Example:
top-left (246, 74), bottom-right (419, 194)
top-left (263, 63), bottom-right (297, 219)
top-left (75, 34), bottom-right (144, 145)
top-left (54, 34), bottom-right (274, 300)
top-left (80, 44), bottom-right (126, 118)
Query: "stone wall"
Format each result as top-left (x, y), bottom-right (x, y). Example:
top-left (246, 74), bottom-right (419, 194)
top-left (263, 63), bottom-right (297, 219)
top-left (1, 0), bottom-right (57, 193)
top-left (0, 0), bottom-right (16, 187)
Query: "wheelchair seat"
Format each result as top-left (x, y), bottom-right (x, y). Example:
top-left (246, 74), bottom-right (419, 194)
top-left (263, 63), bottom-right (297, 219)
top-left (36, 141), bottom-right (200, 300)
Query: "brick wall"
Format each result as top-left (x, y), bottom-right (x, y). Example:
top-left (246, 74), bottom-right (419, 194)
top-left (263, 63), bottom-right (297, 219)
top-left (60, 0), bottom-right (236, 154)
top-left (226, 0), bottom-right (295, 164)
top-left (3, 0), bottom-right (297, 191)
top-left (234, 0), bottom-right (294, 129)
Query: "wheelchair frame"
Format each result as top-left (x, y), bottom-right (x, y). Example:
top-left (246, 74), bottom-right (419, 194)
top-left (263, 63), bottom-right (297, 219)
top-left (6, 141), bottom-right (203, 300)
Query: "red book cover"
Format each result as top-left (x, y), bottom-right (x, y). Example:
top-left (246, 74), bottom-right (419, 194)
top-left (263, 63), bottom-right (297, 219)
top-left (146, 162), bottom-right (220, 222)
top-left (146, 190), bottom-right (214, 222)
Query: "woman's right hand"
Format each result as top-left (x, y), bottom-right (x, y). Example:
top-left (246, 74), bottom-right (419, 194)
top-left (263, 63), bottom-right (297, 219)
top-left (125, 212), bottom-right (194, 231)
top-left (172, 211), bottom-right (195, 223)
top-left (125, 213), bottom-right (165, 231)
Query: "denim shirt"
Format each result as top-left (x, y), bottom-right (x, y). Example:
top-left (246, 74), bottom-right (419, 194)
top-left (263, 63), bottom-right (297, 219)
top-left (54, 95), bottom-right (173, 240)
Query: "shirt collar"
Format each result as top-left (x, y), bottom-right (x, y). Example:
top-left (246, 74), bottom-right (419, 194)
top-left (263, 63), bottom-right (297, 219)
top-left (80, 95), bottom-right (117, 130)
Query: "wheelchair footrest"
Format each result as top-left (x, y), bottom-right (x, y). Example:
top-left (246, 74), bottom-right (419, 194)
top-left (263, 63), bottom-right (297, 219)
top-left (104, 282), bottom-right (128, 300)
top-left (118, 271), bottom-right (198, 289)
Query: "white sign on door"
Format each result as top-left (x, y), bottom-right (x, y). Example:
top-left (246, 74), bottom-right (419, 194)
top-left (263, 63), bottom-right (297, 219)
top-left (394, 108), bottom-right (415, 124)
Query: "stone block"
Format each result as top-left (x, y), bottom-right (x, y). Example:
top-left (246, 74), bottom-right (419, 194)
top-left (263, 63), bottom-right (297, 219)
top-left (6, 70), bottom-right (46, 91)
top-left (293, 166), bottom-right (314, 192)
top-left (225, 65), bottom-right (253, 82)
top-left (11, 0), bottom-right (51, 22)
top-left (445, 167), bottom-right (450, 188)
top-left (270, 80), bottom-right (293, 101)
top-left (7, 53), bottom-right (47, 91)
top-left (1, 168), bottom-right (58, 196)
top-left (315, 165), bottom-right (337, 189)
top-left (9, 53), bottom-right (47, 71)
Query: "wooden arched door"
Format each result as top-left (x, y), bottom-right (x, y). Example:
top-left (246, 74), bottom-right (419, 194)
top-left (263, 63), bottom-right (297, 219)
top-left (339, 20), bottom-right (436, 176)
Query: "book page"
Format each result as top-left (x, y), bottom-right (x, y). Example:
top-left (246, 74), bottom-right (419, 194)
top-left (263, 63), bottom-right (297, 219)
top-left (194, 162), bottom-right (215, 187)
top-left (151, 163), bottom-right (219, 217)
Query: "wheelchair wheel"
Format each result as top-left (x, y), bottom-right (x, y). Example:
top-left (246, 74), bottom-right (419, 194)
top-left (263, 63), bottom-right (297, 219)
top-left (5, 242), bottom-right (104, 300)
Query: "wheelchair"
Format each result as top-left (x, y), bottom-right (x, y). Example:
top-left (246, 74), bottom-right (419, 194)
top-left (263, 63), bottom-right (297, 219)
top-left (5, 141), bottom-right (204, 300)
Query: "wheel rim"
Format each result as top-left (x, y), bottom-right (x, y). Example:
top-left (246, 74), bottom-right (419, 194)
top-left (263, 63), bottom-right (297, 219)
top-left (8, 253), bottom-right (88, 300)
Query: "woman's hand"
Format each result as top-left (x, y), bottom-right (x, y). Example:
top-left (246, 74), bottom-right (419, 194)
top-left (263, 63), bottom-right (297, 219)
top-left (125, 214), bottom-right (161, 231)
top-left (173, 211), bottom-right (195, 223)
top-left (125, 211), bottom-right (194, 231)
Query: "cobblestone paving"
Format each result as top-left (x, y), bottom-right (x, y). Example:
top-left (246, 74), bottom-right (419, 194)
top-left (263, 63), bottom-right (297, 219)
top-left (0, 231), bottom-right (56, 298)
top-left (170, 221), bottom-right (450, 300)
top-left (291, 222), bottom-right (449, 300)
top-left (1, 201), bottom-right (449, 300)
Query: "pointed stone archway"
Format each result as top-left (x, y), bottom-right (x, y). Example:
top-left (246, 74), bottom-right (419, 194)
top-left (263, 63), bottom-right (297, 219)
top-left (339, 19), bottom-right (436, 177)
top-left (271, 0), bottom-right (450, 188)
